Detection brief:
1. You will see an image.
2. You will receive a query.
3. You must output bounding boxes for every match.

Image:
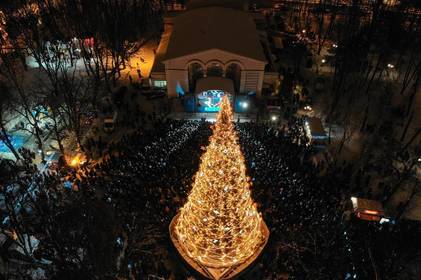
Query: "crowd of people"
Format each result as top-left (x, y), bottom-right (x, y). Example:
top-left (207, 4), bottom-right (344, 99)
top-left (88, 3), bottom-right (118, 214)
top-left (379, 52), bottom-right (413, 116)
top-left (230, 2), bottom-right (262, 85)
top-left (64, 116), bottom-right (419, 279)
top-left (77, 119), bottom-right (211, 279)
top-left (236, 121), bottom-right (354, 279)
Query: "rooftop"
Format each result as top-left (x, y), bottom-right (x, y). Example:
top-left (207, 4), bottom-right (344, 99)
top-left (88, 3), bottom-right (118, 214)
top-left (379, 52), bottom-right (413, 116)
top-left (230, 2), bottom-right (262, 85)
top-left (163, 7), bottom-right (266, 62)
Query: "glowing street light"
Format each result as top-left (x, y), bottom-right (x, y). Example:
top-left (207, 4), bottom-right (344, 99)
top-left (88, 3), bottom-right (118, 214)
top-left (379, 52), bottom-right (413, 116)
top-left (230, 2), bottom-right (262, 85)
top-left (69, 153), bottom-right (85, 167)
top-left (70, 156), bottom-right (80, 167)
top-left (271, 115), bottom-right (278, 121)
top-left (387, 63), bottom-right (395, 69)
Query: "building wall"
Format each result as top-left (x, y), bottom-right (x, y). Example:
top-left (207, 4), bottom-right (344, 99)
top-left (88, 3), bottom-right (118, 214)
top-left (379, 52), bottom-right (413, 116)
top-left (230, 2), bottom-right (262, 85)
top-left (166, 69), bottom-right (189, 97)
top-left (163, 49), bottom-right (265, 97)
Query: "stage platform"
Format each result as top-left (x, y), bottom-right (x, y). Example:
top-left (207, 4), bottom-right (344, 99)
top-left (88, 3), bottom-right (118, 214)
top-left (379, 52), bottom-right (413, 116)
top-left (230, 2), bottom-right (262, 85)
top-left (169, 214), bottom-right (269, 280)
top-left (168, 112), bottom-right (256, 123)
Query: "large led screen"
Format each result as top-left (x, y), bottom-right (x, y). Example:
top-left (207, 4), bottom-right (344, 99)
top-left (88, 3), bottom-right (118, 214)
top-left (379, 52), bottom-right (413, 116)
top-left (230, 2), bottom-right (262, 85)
top-left (196, 90), bottom-right (225, 113)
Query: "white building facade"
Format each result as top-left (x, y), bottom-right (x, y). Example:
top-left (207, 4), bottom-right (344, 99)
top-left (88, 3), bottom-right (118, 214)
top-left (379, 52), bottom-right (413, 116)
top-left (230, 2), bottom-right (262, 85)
top-left (163, 49), bottom-right (265, 97)
top-left (151, 4), bottom-right (267, 98)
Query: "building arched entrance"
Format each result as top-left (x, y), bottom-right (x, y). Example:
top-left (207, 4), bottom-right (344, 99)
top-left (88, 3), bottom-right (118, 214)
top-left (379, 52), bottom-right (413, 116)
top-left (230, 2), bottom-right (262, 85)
top-left (206, 62), bottom-right (224, 77)
top-left (225, 62), bottom-right (242, 92)
top-left (188, 62), bottom-right (205, 92)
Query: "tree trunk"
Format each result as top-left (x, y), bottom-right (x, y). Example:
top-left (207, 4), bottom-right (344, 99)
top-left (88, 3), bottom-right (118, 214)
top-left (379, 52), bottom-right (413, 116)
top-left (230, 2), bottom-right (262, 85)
top-left (49, 107), bottom-right (65, 156)
top-left (400, 111), bottom-right (414, 142)
top-left (337, 129), bottom-right (347, 156)
top-left (405, 71), bottom-right (420, 116)
top-left (54, 125), bottom-right (65, 156)
top-left (395, 183), bottom-right (418, 221)
top-left (32, 124), bottom-right (46, 163)
top-left (360, 104), bottom-right (369, 132)
top-left (403, 128), bottom-right (421, 150)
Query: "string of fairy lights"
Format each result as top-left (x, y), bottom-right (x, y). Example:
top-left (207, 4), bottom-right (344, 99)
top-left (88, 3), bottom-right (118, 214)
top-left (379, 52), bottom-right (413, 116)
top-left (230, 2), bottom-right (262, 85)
top-left (174, 96), bottom-right (266, 269)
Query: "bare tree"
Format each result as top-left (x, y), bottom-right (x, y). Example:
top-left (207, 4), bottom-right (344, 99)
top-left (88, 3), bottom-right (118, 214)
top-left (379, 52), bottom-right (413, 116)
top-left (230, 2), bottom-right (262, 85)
top-left (3, 3), bottom-right (97, 156)
top-left (314, 0), bottom-right (339, 55)
top-left (0, 82), bottom-right (21, 160)
top-left (0, 156), bottom-right (118, 279)
top-left (39, 0), bottom-right (165, 91)
top-left (0, 156), bottom-right (39, 264)
top-left (394, 179), bottom-right (420, 220)
top-left (0, 52), bottom-right (47, 163)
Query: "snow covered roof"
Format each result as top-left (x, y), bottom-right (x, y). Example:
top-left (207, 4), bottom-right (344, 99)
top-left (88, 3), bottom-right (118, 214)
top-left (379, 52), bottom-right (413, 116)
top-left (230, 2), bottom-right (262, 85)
top-left (163, 7), bottom-right (266, 62)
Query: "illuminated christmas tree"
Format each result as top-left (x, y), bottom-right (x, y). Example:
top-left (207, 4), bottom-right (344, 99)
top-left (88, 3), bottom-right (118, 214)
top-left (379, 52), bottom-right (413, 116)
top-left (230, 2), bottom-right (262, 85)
top-left (170, 96), bottom-right (269, 279)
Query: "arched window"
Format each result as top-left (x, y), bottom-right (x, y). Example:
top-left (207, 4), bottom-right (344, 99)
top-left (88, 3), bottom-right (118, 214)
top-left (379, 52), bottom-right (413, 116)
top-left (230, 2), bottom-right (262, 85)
top-left (206, 62), bottom-right (223, 77)
top-left (188, 62), bottom-right (204, 92)
top-left (225, 63), bottom-right (241, 92)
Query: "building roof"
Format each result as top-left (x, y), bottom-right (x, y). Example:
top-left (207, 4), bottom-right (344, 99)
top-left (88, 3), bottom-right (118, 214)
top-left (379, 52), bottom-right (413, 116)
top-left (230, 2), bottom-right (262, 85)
top-left (351, 197), bottom-right (385, 215)
top-left (163, 7), bottom-right (266, 63)
top-left (151, 23), bottom-right (173, 74)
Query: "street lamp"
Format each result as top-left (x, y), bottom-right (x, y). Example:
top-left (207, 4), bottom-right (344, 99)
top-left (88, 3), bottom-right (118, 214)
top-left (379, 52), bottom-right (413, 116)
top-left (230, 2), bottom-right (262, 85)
top-left (271, 115), bottom-right (278, 122)
top-left (69, 153), bottom-right (86, 167)
top-left (70, 156), bottom-right (80, 167)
